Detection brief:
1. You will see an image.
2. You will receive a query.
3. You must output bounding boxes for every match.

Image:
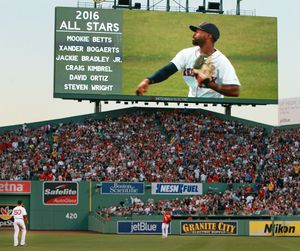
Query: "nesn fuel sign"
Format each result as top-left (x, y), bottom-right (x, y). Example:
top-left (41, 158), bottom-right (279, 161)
top-left (151, 183), bottom-right (202, 195)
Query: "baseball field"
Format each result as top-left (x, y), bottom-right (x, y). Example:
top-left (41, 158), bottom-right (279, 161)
top-left (0, 231), bottom-right (298, 251)
top-left (122, 11), bottom-right (278, 100)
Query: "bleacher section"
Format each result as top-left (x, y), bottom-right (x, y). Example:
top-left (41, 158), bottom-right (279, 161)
top-left (0, 108), bottom-right (299, 217)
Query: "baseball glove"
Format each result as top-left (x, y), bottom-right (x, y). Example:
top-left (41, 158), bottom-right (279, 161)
top-left (193, 55), bottom-right (215, 87)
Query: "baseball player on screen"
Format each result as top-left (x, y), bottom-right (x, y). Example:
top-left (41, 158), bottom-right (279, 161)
top-left (12, 200), bottom-right (29, 247)
top-left (162, 208), bottom-right (172, 238)
top-left (135, 22), bottom-right (240, 98)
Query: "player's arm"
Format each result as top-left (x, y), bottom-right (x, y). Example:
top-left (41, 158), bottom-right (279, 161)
top-left (135, 62), bottom-right (178, 95)
top-left (198, 78), bottom-right (240, 97)
top-left (23, 215), bottom-right (29, 224)
top-left (195, 54), bottom-right (240, 97)
top-left (212, 82), bottom-right (240, 97)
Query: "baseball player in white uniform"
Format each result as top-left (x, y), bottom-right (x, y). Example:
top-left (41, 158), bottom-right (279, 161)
top-left (12, 200), bottom-right (29, 246)
top-left (136, 22), bottom-right (240, 98)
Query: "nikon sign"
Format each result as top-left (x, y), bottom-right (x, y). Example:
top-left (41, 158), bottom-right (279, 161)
top-left (43, 182), bottom-right (79, 205)
top-left (249, 221), bottom-right (300, 236)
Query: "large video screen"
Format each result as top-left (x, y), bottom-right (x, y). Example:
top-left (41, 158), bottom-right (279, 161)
top-left (54, 7), bottom-right (278, 104)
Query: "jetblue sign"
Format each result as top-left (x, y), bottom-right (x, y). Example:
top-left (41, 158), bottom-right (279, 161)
top-left (118, 221), bottom-right (170, 234)
top-left (152, 183), bottom-right (202, 195)
top-left (101, 182), bottom-right (144, 194)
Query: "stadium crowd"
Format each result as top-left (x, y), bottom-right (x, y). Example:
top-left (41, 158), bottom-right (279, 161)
top-left (0, 109), bottom-right (299, 216)
top-left (97, 182), bottom-right (299, 217)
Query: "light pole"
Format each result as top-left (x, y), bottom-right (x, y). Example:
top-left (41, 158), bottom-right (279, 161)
top-left (93, 0), bottom-right (102, 113)
top-left (236, 0), bottom-right (242, 15)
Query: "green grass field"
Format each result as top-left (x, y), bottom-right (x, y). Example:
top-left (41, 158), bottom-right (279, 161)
top-left (1, 231), bottom-right (298, 251)
top-left (122, 11), bottom-right (278, 100)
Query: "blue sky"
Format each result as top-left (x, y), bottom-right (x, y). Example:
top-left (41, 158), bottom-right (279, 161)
top-left (1, 0), bottom-right (299, 126)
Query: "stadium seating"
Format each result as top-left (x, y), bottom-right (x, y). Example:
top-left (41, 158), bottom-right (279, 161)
top-left (0, 109), bottom-right (299, 216)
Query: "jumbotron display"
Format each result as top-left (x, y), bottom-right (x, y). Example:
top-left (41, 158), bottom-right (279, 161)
top-left (54, 7), bottom-right (278, 104)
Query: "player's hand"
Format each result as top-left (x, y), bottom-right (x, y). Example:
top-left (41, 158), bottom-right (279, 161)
top-left (195, 74), bottom-right (210, 88)
top-left (193, 55), bottom-right (215, 88)
top-left (135, 79), bottom-right (150, 96)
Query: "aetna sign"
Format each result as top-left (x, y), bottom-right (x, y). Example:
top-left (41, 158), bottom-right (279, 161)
top-left (0, 181), bottom-right (31, 194)
top-left (43, 182), bottom-right (78, 205)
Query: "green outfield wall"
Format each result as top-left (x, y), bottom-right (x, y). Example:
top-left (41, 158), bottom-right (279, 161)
top-left (29, 181), bottom-right (90, 230)
top-left (88, 214), bottom-right (300, 236)
top-left (0, 181), bottom-right (299, 236)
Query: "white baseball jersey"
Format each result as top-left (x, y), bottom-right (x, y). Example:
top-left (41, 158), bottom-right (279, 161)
top-left (171, 46), bottom-right (240, 98)
top-left (12, 206), bottom-right (27, 220)
top-left (12, 205), bottom-right (27, 246)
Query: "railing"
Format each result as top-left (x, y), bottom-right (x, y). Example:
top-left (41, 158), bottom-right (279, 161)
top-left (77, 1), bottom-right (256, 15)
top-left (91, 211), bottom-right (108, 224)
top-left (172, 214), bottom-right (272, 220)
top-left (226, 9), bottom-right (256, 16)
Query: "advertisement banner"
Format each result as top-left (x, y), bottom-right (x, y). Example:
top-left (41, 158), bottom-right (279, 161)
top-left (151, 183), bottom-right (202, 195)
top-left (249, 221), bottom-right (272, 236)
top-left (101, 182), bottom-right (144, 194)
top-left (0, 181), bottom-right (31, 194)
top-left (180, 221), bottom-right (238, 235)
top-left (279, 97), bottom-right (300, 126)
top-left (117, 221), bottom-right (169, 234)
top-left (43, 182), bottom-right (78, 205)
top-left (0, 204), bottom-right (15, 228)
top-left (249, 221), bottom-right (300, 236)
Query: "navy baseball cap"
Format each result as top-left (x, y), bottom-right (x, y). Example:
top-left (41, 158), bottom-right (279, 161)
top-left (189, 22), bottom-right (220, 42)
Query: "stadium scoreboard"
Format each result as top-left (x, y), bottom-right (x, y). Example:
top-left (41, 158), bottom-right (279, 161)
top-left (54, 7), bottom-right (123, 96)
top-left (54, 7), bottom-right (278, 105)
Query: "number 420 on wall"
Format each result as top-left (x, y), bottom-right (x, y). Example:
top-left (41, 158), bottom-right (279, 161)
top-left (65, 213), bottom-right (78, 220)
